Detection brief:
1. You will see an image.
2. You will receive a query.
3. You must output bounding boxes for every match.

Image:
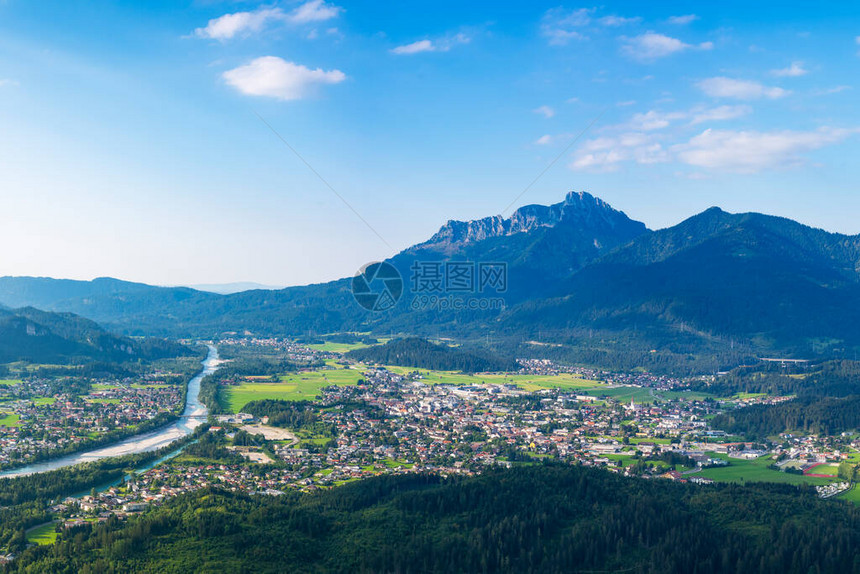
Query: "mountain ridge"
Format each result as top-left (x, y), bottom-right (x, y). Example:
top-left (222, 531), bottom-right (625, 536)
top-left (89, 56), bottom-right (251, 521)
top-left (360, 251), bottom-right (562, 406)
top-left (2, 192), bottom-right (860, 370)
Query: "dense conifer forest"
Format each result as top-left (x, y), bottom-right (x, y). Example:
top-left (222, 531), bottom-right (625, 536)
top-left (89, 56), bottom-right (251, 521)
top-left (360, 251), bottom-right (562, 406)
top-left (6, 465), bottom-right (860, 573)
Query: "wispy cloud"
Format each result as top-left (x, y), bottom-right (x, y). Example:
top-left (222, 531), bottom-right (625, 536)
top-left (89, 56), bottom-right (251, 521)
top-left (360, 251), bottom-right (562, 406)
top-left (621, 32), bottom-right (713, 62)
top-left (812, 85), bottom-right (851, 96)
top-left (541, 7), bottom-right (593, 45)
top-left (194, 1), bottom-right (342, 40)
top-left (599, 15), bottom-right (641, 27)
top-left (628, 110), bottom-right (687, 130)
top-left (570, 132), bottom-right (668, 172)
top-left (570, 126), bottom-right (857, 173)
top-left (673, 127), bottom-right (858, 172)
top-left (533, 105), bottom-right (555, 119)
top-left (289, 0), bottom-right (342, 24)
top-left (667, 14), bottom-right (698, 25)
top-left (689, 105), bottom-right (751, 124)
top-left (222, 56), bottom-right (345, 100)
top-left (0, 79), bottom-right (19, 88)
top-left (390, 33), bottom-right (470, 55)
top-left (697, 77), bottom-right (789, 99)
top-left (771, 61), bottom-right (808, 77)
top-left (607, 105), bottom-right (750, 132)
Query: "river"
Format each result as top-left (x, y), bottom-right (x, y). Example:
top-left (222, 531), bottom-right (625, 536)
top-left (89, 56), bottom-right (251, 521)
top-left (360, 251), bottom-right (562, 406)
top-left (0, 344), bottom-right (220, 479)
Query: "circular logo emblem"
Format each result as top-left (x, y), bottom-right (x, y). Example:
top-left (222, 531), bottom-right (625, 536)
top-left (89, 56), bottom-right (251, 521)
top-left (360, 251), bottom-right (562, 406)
top-left (351, 261), bottom-right (403, 311)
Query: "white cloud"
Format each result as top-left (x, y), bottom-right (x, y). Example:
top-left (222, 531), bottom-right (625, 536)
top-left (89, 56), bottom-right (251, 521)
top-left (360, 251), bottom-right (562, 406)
top-left (628, 110), bottom-right (686, 130)
top-left (689, 105), bottom-right (751, 124)
top-left (771, 61), bottom-right (808, 77)
top-left (194, 1), bottom-right (341, 40)
top-left (621, 32), bottom-right (712, 61)
top-left (570, 126), bottom-right (857, 173)
top-left (535, 135), bottom-right (553, 145)
top-left (570, 132), bottom-right (668, 172)
top-left (391, 39), bottom-right (434, 54)
top-left (288, 0), bottom-right (342, 24)
top-left (697, 77), bottom-right (789, 99)
top-left (534, 105), bottom-right (555, 119)
top-left (673, 127), bottom-right (858, 172)
top-left (390, 33), bottom-right (470, 55)
top-left (813, 85), bottom-right (851, 95)
top-left (195, 8), bottom-right (284, 40)
top-left (667, 14), bottom-right (698, 25)
top-left (222, 56), bottom-right (345, 100)
top-left (599, 15), bottom-right (641, 27)
top-left (541, 7), bottom-right (592, 45)
top-left (0, 79), bottom-right (19, 88)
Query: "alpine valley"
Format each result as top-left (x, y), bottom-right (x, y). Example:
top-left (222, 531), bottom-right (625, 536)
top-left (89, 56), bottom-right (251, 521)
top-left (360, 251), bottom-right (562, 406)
top-left (3, 191), bottom-right (860, 373)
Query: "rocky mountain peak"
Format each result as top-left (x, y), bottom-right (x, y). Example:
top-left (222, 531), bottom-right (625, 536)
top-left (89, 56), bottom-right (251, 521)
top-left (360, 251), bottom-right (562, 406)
top-left (414, 191), bottom-right (646, 253)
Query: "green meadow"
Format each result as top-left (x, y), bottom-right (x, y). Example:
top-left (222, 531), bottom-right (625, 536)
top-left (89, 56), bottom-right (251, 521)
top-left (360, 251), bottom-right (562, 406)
top-left (26, 523), bottom-right (58, 546)
top-left (0, 413), bottom-right (21, 427)
top-left (693, 454), bottom-right (838, 486)
top-left (223, 368), bottom-right (363, 413)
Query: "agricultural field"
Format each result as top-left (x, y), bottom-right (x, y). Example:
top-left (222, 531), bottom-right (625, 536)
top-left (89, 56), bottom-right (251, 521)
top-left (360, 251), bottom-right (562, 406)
top-left (308, 341), bottom-right (373, 353)
top-left (0, 379), bottom-right (21, 386)
top-left (692, 453), bottom-right (838, 486)
top-left (223, 368), bottom-right (363, 413)
top-left (307, 338), bottom-right (390, 354)
top-left (383, 365), bottom-right (602, 390)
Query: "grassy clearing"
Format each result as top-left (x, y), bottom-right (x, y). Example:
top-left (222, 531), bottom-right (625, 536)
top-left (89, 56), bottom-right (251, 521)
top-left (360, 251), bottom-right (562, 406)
top-left (694, 454), bottom-right (837, 486)
top-left (0, 413), bottom-right (21, 427)
top-left (733, 392), bottom-right (768, 400)
top-left (86, 398), bottom-right (121, 404)
top-left (0, 379), bottom-right (21, 386)
top-left (32, 397), bottom-right (56, 406)
top-left (308, 342), bottom-right (373, 353)
top-left (579, 386), bottom-right (655, 403)
top-left (838, 484), bottom-right (860, 504)
top-left (223, 369), bottom-right (362, 413)
top-left (26, 523), bottom-right (58, 546)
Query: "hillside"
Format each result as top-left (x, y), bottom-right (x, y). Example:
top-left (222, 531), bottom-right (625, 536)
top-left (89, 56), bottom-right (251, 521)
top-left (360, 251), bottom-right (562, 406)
top-left (7, 465), bottom-right (860, 573)
top-left (346, 337), bottom-right (517, 372)
top-left (502, 207), bottom-right (860, 356)
top-left (0, 307), bottom-right (190, 363)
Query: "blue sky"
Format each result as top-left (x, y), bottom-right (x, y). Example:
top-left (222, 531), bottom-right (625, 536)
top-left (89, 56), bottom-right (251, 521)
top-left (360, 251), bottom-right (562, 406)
top-left (1, 1), bottom-right (859, 286)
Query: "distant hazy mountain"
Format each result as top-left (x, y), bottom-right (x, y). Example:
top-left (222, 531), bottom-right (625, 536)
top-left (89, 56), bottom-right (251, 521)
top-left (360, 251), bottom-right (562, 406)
top-left (186, 282), bottom-right (285, 295)
top-left (0, 277), bottom-right (219, 336)
top-left (0, 307), bottom-right (190, 363)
